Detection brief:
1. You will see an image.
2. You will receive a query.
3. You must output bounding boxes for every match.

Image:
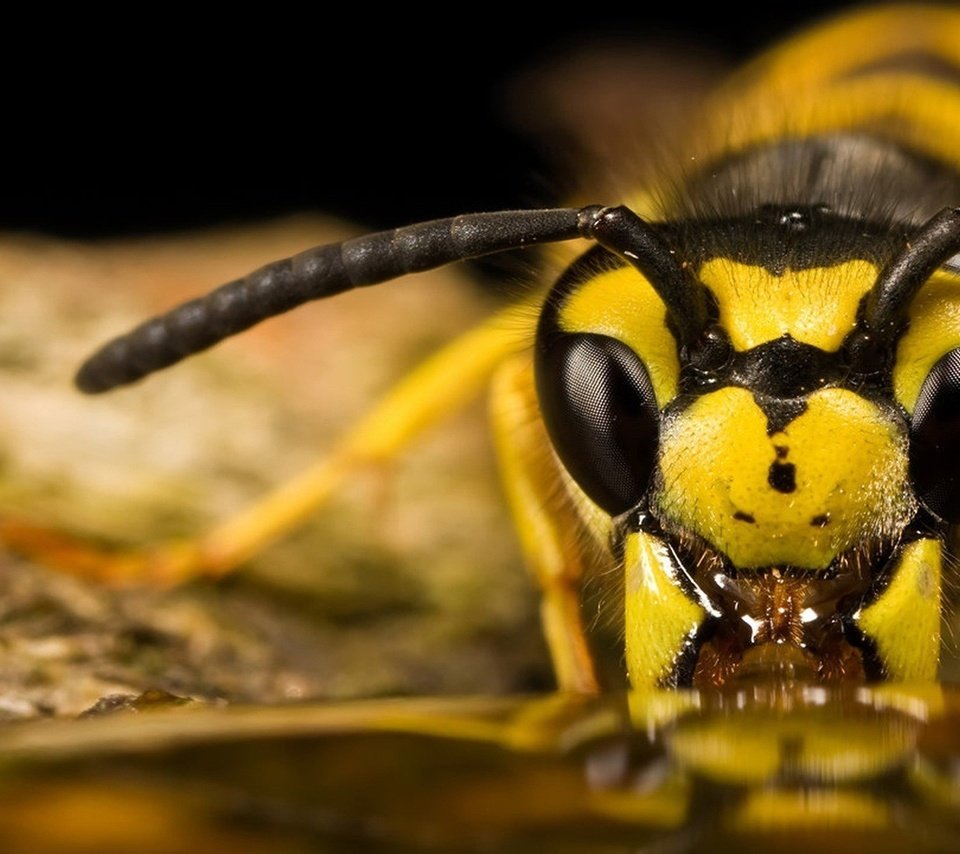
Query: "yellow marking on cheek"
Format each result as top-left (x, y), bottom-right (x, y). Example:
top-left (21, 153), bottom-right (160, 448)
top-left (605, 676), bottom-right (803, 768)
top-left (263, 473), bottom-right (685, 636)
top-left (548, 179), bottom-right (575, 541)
top-left (624, 530), bottom-right (705, 688)
top-left (894, 272), bottom-right (960, 414)
top-left (656, 388), bottom-right (914, 569)
top-left (559, 266), bottom-right (679, 407)
top-left (699, 259), bottom-right (876, 351)
top-left (856, 538), bottom-right (942, 682)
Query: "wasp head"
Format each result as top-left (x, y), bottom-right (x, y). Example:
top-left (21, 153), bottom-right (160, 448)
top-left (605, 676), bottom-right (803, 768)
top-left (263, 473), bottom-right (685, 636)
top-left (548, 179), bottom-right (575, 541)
top-left (536, 205), bottom-right (960, 688)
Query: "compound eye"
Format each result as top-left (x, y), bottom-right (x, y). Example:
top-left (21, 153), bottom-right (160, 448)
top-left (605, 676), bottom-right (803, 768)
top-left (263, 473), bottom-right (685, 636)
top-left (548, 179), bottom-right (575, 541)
top-left (910, 347), bottom-right (960, 521)
top-left (536, 333), bottom-right (660, 516)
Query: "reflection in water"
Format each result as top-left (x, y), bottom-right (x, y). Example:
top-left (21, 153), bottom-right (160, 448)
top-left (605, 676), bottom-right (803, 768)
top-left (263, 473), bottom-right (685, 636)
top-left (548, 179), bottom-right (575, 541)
top-left (0, 684), bottom-right (955, 852)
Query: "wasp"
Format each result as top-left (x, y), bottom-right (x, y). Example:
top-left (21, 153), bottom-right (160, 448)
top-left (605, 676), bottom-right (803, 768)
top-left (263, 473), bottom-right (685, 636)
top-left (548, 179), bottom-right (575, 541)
top-left (29, 4), bottom-right (960, 695)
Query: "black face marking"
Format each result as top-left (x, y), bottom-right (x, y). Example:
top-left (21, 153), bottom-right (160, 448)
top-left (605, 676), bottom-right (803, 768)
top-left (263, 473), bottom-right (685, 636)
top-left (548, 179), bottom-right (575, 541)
top-left (768, 461), bottom-right (797, 493)
top-left (811, 514), bottom-right (831, 528)
top-left (756, 396), bottom-right (808, 435)
top-left (774, 445), bottom-right (789, 459)
top-left (733, 511), bottom-right (756, 524)
top-left (732, 336), bottom-right (841, 398)
top-left (682, 334), bottom-right (848, 429)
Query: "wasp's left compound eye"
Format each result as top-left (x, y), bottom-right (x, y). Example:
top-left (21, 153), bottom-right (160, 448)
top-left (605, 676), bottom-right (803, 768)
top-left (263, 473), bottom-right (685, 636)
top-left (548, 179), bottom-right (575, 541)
top-left (910, 347), bottom-right (960, 522)
top-left (536, 334), bottom-right (660, 516)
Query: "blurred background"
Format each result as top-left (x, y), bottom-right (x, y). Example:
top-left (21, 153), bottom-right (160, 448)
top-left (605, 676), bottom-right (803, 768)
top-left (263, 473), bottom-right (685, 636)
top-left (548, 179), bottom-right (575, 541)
top-left (3, 2), bottom-right (866, 239)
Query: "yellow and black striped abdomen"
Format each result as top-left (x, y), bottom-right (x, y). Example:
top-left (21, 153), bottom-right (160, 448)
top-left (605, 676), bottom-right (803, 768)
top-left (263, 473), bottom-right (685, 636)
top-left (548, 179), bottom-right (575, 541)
top-left (640, 5), bottom-right (960, 226)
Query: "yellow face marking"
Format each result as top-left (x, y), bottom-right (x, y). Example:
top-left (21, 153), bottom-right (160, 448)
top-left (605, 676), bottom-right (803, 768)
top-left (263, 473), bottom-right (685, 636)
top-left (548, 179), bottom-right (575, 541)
top-left (624, 529), bottom-right (705, 688)
top-left (699, 259), bottom-right (876, 352)
top-left (559, 266), bottom-right (679, 407)
top-left (894, 271), bottom-right (960, 414)
top-left (655, 387), bottom-right (914, 569)
top-left (856, 538), bottom-right (942, 681)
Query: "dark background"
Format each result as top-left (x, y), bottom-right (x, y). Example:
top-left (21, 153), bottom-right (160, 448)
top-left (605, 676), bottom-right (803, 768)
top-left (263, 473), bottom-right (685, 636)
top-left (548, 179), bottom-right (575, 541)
top-left (6, 3), bottom-right (867, 239)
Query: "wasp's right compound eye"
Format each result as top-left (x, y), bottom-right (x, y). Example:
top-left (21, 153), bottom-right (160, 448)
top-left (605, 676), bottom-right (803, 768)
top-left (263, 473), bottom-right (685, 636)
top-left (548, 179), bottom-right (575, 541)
top-left (535, 333), bottom-right (661, 517)
top-left (910, 347), bottom-right (960, 522)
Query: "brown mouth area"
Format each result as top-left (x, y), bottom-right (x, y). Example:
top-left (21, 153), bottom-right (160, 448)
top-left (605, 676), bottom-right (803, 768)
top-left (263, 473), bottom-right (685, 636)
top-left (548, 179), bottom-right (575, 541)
top-left (667, 535), bottom-right (893, 689)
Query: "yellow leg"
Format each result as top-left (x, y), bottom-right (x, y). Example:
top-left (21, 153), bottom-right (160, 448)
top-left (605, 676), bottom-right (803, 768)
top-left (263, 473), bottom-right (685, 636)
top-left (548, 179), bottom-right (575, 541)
top-left (3, 300), bottom-right (534, 586)
top-left (489, 353), bottom-right (599, 694)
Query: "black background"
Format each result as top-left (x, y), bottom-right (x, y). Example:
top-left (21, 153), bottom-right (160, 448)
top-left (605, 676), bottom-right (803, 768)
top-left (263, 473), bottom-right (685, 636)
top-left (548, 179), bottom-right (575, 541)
top-left (6, 2), bottom-right (867, 238)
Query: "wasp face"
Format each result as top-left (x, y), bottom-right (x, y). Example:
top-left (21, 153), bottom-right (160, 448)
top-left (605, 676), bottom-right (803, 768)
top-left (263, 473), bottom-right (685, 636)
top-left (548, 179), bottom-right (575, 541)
top-left (656, 385), bottom-right (913, 571)
top-left (536, 208), bottom-right (953, 688)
